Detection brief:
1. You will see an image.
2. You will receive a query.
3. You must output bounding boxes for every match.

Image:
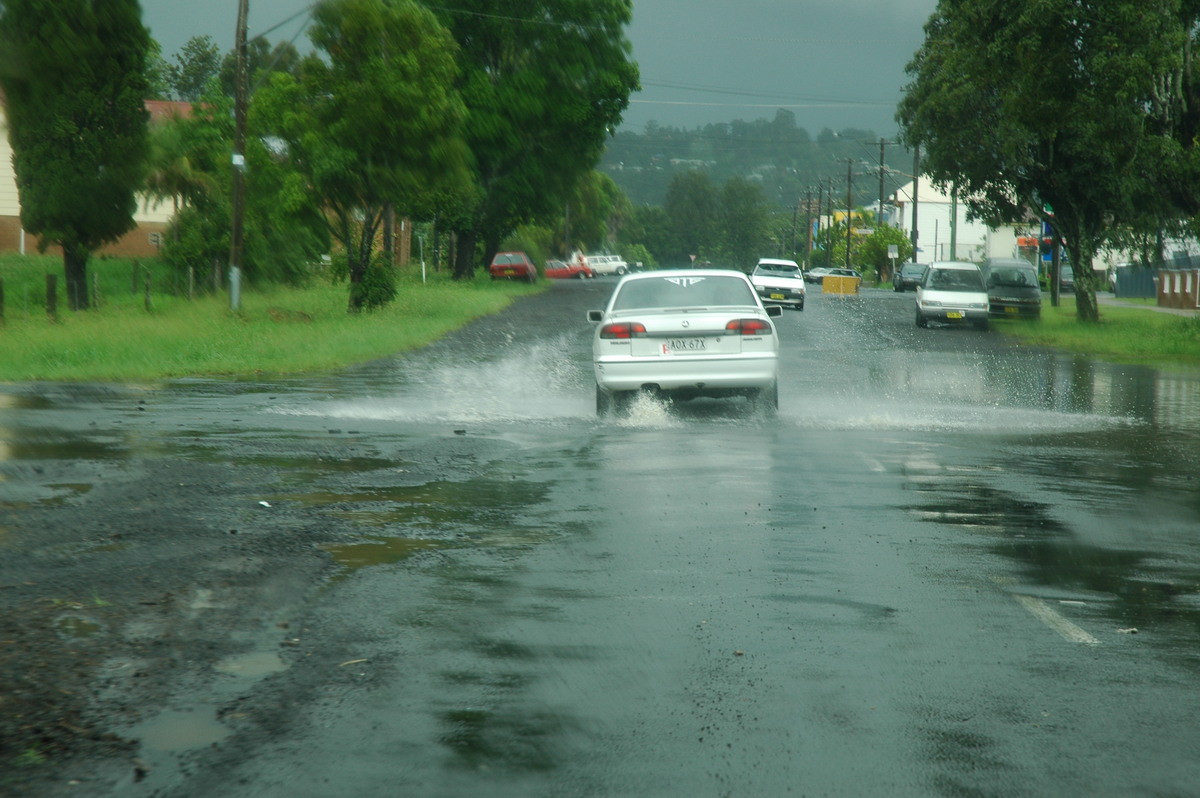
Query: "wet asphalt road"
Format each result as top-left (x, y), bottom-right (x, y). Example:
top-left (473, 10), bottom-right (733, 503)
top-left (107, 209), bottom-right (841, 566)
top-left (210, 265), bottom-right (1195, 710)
top-left (7, 278), bottom-right (1200, 796)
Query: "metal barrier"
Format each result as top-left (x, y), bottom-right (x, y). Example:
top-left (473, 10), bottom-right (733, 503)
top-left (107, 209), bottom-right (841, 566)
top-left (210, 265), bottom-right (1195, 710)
top-left (1156, 270), bottom-right (1200, 309)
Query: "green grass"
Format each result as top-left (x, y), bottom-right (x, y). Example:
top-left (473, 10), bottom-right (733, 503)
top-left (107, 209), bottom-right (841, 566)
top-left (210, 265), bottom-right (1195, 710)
top-left (0, 254), bottom-right (545, 381)
top-left (994, 296), bottom-right (1200, 365)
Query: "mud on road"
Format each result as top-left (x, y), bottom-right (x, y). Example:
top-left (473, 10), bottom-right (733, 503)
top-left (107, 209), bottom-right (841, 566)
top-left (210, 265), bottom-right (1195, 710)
top-left (0, 279), bottom-right (611, 797)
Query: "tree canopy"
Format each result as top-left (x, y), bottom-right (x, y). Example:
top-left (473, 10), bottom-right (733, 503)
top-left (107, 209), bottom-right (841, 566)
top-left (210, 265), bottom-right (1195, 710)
top-left (255, 0), bottom-right (470, 311)
top-left (0, 0), bottom-right (151, 310)
top-left (897, 0), bottom-right (1200, 321)
top-left (433, 0), bottom-right (640, 279)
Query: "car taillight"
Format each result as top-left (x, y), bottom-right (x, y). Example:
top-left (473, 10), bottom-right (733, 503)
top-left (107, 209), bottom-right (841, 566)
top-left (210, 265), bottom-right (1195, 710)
top-left (600, 322), bottom-right (647, 339)
top-left (725, 318), bottom-right (773, 335)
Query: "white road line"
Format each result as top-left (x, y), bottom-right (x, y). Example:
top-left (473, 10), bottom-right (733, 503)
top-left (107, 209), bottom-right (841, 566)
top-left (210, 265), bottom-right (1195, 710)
top-left (1012, 594), bottom-right (1100, 645)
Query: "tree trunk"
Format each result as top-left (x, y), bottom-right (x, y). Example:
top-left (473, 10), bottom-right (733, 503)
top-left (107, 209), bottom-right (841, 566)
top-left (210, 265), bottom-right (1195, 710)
top-left (452, 227), bottom-right (477, 281)
top-left (63, 244), bottom-right (90, 311)
top-left (1075, 277), bottom-right (1100, 322)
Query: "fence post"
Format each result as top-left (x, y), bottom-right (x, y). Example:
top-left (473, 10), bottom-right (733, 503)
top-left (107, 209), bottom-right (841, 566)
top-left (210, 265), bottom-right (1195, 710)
top-left (144, 272), bottom-right (152, 312)
top-left (92, 272), bottom-right (101, 309)
top-left (46, 274), bottom-right (58, 321)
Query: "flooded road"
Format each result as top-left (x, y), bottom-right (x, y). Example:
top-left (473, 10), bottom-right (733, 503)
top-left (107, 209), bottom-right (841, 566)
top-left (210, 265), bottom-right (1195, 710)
top-left (3, 280), bottom-right (1200, 797)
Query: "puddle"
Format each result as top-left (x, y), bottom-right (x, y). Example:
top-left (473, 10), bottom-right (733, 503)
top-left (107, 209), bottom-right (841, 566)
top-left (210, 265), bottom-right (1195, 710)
top-left (321, 536), bottom-right (447, 571)
top-left (214, 650), bottom-right (288, 678)
top-left (134, 708), bottom-right (229, 751)
top-left (56, 616), bottom-right (102, 638)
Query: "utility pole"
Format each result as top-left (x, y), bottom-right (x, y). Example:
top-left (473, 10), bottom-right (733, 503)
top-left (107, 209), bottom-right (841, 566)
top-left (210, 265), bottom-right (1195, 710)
top-left (826, 177), bottom-right (835, 268)
top-left (229, 0), bottom-right (249, 311)
top-left (845, 159), bottom-right (853, 271)
top-left (911, 144), bottom-right (920, 263)
top-left (878, 138), bottom-right (890, 281)
top-left (803, 186), bottom-right (813, 265)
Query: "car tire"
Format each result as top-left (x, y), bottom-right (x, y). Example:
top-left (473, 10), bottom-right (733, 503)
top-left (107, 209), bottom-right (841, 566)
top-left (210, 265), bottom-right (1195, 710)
top-left (915, 309), bottom-right (928, 328)
top-left (616, 266), bottom-right (627, 275)
top-left (974, 319), bottom-right (989, 332)
top-left (796, 299), bottom-right (804, 311)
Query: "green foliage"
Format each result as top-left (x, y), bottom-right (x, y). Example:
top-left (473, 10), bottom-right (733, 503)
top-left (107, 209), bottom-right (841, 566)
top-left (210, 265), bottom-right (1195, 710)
top-left (436, 0), bottom-right (640, 278)
top-left (718, 176), bottom-right (772, 270)
top-left (168, 35), bottom-right (220, 101)
top-left (256, 0), bottom-right (470, 311)
top-left (897, 0), bottom-right (1200, 322)
top-left (501, 225), bottom-right (553, 268)
top-left (0, 0), bottom-right (152, 310)
top-left (663, 171), bottom-right (719, 265)
top-left (619, 243), bottom-right (656, 270)
top-left (349, 257), bottom-right (398, 311)
top-left (0, 254), bottom-right (545, 381)
top-left (857, 225), bottom-right (914, 279)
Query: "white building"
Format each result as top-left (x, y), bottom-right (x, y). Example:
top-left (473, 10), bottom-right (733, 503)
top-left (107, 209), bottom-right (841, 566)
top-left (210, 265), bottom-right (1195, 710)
top-left (889, 179), bottom-right (1033, 263)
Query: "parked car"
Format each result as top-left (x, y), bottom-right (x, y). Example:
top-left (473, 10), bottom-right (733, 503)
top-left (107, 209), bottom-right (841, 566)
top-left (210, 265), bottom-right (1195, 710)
top-left (489, 251), bottom-right (537, 283)
top-left (915, 261), bottom-right (990, 330)
top-left (545, 259), bottom-right (593, 279)
top-left (804, 266), bottom-right (832, 284)
top-left (980, 257), bottom-right (1041, 319)
top-left (587, 269), bottom-right (783, 415)
top-left (893, 262), bottom-right (927, 292)
top-left (585, 254), bottom-right (629, 276)
top-left (750, 258), bottom-right (806, 310)
top-left (1059, 265), bottom-right (1075, 293)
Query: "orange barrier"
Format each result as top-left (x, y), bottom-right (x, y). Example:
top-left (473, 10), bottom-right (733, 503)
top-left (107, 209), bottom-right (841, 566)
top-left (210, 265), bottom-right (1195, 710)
top-left (822, 275), bottom-right (860, 296)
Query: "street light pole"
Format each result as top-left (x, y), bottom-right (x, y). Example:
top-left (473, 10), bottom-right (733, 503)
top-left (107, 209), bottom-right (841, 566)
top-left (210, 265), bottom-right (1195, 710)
top-left (845, 159), bottom-right (853, 271)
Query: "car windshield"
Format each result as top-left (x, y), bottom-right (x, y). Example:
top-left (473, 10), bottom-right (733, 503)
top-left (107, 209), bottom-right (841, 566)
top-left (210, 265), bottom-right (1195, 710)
top-left (928, 268), bottom-right (984, 290)
top-left (612, 274), bottom-right (757, 310)
top-left (987, 267), bottom-right (1037, 288)
top-left (901, 265), bottom-right (925, 277)
top-left (756, 264), bottom-right (800, 276)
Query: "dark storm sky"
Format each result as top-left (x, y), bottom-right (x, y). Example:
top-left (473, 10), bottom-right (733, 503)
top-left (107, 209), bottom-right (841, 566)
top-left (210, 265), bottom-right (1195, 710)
top-left (141, 0), bottom-right (939, 136)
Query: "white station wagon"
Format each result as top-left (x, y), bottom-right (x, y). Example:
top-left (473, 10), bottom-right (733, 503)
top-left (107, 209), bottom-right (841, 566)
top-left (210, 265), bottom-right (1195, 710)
top-left (587, 269), bottom-right (783, 415)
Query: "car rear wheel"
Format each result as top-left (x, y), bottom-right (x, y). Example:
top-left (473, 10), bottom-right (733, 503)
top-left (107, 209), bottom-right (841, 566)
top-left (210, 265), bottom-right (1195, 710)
top-left (750, 381), bottom-right (778, 413)
top-left (595, 386), bottom-right (610, 416)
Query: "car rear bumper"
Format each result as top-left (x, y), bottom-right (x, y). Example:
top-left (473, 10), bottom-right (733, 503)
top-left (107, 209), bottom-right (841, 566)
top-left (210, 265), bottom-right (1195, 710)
top-left (989, 302), bottom-right (1041, 318)
top-left (917, 306), bottom-right (989, 323)
top-left (594, 353), bottom-right (778, 393)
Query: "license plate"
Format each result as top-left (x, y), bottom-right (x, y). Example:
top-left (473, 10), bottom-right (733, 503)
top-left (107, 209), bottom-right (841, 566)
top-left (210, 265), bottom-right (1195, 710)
top-left (503, 269), bottom-right (517, 276)
top-left (769, 293), bottom-right (785, 300)
top-left (946, 311), bottom-right (964, 319)
top-left (662, 338), bottom-right (707, 353)
top-left (1005, 306), bottom-right (1019, 314)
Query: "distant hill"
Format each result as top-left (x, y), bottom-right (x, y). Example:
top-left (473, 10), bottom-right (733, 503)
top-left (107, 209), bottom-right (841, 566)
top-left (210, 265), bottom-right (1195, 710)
top-left (601, 110), bottom-right (915, 211)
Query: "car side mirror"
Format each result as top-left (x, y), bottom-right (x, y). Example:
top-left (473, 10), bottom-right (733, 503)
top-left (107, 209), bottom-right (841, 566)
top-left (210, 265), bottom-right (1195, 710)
top-left (766, 305), bottom-right (783, 318)
top-left (587, 310), bottom-right (603, 322)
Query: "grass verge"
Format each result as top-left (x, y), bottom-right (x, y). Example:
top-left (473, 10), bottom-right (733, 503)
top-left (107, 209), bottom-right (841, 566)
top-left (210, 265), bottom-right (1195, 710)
top-left (0, 254), bottom-right (545, 382)
top-left (993, 296), bottom-right (1200, 365)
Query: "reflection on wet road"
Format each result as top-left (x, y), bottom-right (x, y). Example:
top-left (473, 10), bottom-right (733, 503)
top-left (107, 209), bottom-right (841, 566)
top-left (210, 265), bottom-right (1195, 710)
top-left (3, 283), bottom-right (1200, 796)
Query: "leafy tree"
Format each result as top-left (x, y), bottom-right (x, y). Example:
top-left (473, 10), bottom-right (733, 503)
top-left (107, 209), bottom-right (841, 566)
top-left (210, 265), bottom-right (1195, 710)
top-left (717, 176), bottom-right (771, 270)
top-left (897, 0), bottom-right (1200, 322)
top-left (663, 170), bottom-right (718, 265)
top-left (858, 225), bottom-right (913, 282)
top-left (169, 35), bottom-right (220, 101)
top-left (219, 38), bottom-right (304, 97)
top-left (254, 0), bottom-right (469, 311)
top-left (0, 0), bottom-right (151, 310)
top-left (434, 0), bottom-right (640, 279)
top-left (144, 39), bottom-right (172, 100)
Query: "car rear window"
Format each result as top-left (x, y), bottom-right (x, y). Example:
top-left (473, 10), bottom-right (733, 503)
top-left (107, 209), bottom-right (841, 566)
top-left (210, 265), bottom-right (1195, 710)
top-left (987, 268), bottom-right (1037, 288)
top-left (612, 275), bottom-right (757, 310)
top-left (493, 254), bottom-right (524, 265)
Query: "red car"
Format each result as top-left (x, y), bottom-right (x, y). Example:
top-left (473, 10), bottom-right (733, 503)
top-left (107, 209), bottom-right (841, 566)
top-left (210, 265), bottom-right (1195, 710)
top-left (489, 251), bottom-right (537, 282)
top-left (544, 258), bottom-right (594, 279)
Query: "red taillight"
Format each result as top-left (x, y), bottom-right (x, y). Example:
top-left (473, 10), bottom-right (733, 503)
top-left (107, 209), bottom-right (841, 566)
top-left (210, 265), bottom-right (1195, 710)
top-left (600, 322), bottom-right (647, 339)
top-left (725, 318), bottom-right (773, 335)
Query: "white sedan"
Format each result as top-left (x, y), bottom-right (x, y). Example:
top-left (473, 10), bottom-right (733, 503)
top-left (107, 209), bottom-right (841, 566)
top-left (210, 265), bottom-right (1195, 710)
top-left (750, 258), bottom-right (805, 310)
top-left (586, 269), bottom-right (783, 415)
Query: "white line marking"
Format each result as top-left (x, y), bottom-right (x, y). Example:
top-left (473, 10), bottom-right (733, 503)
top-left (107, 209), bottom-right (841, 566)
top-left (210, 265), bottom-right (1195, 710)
top-left (1013, 594), bottom-right (1100, 645)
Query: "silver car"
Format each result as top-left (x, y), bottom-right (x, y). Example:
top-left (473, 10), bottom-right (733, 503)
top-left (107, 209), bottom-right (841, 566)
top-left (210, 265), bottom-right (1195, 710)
top-left (915, 261), bottom-right (990, 330)
top-left (587, 269), bottom-right (783, 414)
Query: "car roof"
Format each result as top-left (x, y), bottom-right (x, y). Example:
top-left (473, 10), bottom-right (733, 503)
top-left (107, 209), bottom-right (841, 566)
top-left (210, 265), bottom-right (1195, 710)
top-left (928, 261), bottom-right (981, 270)
top-left (757, 258), bottom-right (799, 267)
